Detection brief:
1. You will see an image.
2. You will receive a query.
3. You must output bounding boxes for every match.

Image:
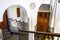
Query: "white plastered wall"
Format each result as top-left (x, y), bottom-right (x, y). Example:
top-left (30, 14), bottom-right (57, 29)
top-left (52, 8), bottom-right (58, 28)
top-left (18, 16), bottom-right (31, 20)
top-left (0, 0), bottom-right (50, 40)
top-left (7, 5), bottom-right (27, 21)
top-left (49, 0), bottom-right (60, 34)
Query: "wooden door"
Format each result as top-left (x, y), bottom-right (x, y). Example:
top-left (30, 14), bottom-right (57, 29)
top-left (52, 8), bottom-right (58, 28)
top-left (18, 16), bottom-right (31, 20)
top-left (0, 10), bottom-right (8, 29)
top-left (37, 12), bottom-right (50, 32)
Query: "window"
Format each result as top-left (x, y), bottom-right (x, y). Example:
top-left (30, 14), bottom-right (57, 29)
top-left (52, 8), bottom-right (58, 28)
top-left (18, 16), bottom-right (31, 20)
top-left (17, 8), bottom-right (20, 17)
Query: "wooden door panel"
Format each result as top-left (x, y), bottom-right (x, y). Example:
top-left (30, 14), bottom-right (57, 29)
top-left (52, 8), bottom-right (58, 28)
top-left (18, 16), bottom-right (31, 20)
top-left (0, 22), bottom-right (4, 28)
top-left (3, 11), bottom-right (8, 28)
top-left (37, 17), bottom-right (48, 24)
top-left (0, 10), bottom-right (8, 29)
top-left (37, 12), bottom-right (50, 32)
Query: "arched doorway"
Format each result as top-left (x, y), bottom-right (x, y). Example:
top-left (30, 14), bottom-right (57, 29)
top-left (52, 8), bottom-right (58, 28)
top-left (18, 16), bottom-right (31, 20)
top-left (0, 5), bottom-right (29, 31)
top-left (36, 4), bottom-right (51, 32)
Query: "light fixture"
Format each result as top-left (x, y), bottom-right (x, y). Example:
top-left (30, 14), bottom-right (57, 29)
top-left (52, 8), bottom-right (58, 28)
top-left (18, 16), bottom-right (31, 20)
top-left (30, 2), bottom-right (35, 9)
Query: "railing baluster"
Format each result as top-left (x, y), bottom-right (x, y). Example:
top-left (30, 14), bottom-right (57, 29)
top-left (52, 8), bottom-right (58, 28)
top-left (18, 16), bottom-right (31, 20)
top-left (57, 37), bottom-right (59, 40)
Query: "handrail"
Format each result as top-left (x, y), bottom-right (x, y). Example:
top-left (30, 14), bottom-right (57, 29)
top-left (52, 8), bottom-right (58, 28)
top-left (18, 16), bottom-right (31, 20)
top-left (17, 30), bottom-right (60, 37)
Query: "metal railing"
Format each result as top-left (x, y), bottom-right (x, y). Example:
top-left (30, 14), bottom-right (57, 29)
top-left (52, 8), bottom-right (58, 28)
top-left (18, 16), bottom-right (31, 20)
top-left (3, 30), bottom-right (60, 40)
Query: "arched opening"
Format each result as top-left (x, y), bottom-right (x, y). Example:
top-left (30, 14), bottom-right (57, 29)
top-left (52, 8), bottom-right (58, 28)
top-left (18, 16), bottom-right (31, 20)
top-left (17, 7), bottom-right (20, 17)
top-left (0, 5), bottom-right (29, 32)
top-left (36, 4), bottom-right (51, 32)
